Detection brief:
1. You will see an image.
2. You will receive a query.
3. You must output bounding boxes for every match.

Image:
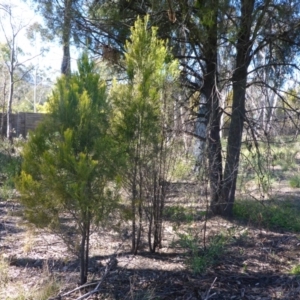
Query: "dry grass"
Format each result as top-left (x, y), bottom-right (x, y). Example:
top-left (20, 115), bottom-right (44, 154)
top-left (0, 259), bottom-right (61, 300)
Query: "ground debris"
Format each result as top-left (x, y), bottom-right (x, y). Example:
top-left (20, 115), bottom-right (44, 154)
top-left (2, 187), bottom-right (300, 300)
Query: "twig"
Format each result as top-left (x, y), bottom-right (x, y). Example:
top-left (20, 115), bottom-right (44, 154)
top-left (75, 254), bottom-right (118, 300)
top-left (48, 281), bottom-right (98, 299)
top-left (203, 277), bottom-right (217, 300)
top-left (51, 241), bottom-right (125, 300)
top-left (203, 179), bottom-right (209, 250)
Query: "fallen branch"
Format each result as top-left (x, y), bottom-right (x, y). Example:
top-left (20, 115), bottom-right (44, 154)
top-left (75, 255), bottom-right (118, 300)
top-left (50, 242), bottom-right (125, 300)
top-left (52, 281), bottom-right (98, 299)
top-left (203, 277), bottom-right (217, 300)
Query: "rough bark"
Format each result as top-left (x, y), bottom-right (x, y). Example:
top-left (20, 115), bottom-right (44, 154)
top-left (220, 0), bottom-right (255, 217)
top-left (206, 66), bottom-right (223, 214)
top-left (199, 0), bottom-right (223, 214)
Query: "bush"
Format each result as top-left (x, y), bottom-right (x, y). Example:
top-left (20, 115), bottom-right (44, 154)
top-left (290, 265), bottom-right (300, 275)
top-left (289, 175), bottom-right (300, 188)
top-left (0, 138), bottom-right (23, 199)
top-left (16, 53), bottom-right (120, 285)
top-left (177, 232), bottom-right (227, 274)
top-left (233, 199), bottom-right (300, 232)
top-left (164, 205), bottom-right (194, 223)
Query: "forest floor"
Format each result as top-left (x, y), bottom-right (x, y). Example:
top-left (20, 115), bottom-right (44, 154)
top-left (1, 177), bottom-right (300, 299)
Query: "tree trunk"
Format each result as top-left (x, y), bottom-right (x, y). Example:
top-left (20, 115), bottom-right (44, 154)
top-left (7, 40), bottom-right (14, 138)
top-left (206, 74), bottom-right (223, 214)
top-left (61, 0), bottom-right (72, 75)
top-left (220, 0), bottom-right (255, 217)
top-left (199, 0), bottom-right (223, 214)
top-left (80, 226), bottom-right (87, 285)
top-left (0, 80), bottom-right (6, 135)
top-left (131, 158), bottom-right (138, 254)
top-left (80, 217), bottom-right (90, 285)
top-left (85, 218), bottom-right (90, 282)
top-left (221, 73), bottom-right (247, 216)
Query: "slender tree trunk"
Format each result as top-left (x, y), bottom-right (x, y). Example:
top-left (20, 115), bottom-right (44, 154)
top-left (80, 224), bottom-right (87, 285)
top-left (131, 157), bottom-right (138, 254)
top-left (221, 0), bottom-right (255, 217)
top-left (1, 80), bottom-right (7, 136)
top-left (152, 171), bottom-right (159, 253)
top-left (148, 204), bottom-right (153, 252)
top-left (61, 0), bottom-right (72, 75)
top-left (199, 0), bottom-right (223, 214)
top-left (221, 74), bottom-right (247, 216)
top-left (84, 217), bottom-right (90, 282)
top-left (79, 210), bottom-right (91, 285)
top-left (131, 179), bottom-right (137, 253)
top-left (136, 162), bottom-right (143, 253)
top-left (206, 75), bottom-right (223, 214)
top-left (7, 41), bottom-right (14, 138)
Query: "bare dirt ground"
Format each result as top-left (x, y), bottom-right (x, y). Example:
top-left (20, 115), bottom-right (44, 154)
top-left (1, 182), bottom-right (300, 299)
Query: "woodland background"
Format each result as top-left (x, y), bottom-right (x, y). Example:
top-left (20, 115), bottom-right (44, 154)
top-left (1, 0), bottom-right (300, 299)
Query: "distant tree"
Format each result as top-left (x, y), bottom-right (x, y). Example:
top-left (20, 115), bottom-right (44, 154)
top-left (0, 2), bottom-right (45, 137)
top-left (0, 3), bottom-right (27, 137)
top-left (16, 53), bottom-right (119, 285)
top-left (29, 0), bottom-right (85, 75)
top-left (14, 67), bottom-right (53, 113)
top-left (0, 43), bottom-right (9, 133)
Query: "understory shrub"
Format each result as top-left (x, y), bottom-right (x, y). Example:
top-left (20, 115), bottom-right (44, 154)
top-left (290, 265), bottom-right (300, 275)
top-left (177, 232), bottom-right (227, 274)
top-left (289, 175), bottom-right (300, 188)
top-left (0, 137), bottom-right (23, 199)
top-left (233, 199), bottom-right (300, 232)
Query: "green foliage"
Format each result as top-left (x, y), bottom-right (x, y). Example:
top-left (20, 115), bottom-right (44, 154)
top-left (164, 205), bottom-right (194, 223)
top-left (16, 53), bottom-right (120, 283)
top-left (0, 138), bottom-right (23, 199)
top-left (110, 15), bottom-right (179, 252)
top-left (17, 53), bottom-right (118, 227)
top-left (171, 154), bottom-right (195, 181)
top-left (289, 175), bottom-right (300, 188)
top-left (272, 147), bottom-right (298, 171)
top-left (239, 144), bottom-right (273, 193)
top-left (239, 140), bottom-right (299, 193)
top-left (233, 199), bottom-right (300, 232)
top-left (178, 232), bottom-right (227, 274)
top-left (111, 14), bottom-right (179, 172)
top-left (290, 265), bottom-right (300, 275)
top-left (111, 15), bottom-right (179, 150)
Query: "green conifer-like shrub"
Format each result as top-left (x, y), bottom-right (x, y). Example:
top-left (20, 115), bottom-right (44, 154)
top-left (16, 53), bottom-right (119, 285)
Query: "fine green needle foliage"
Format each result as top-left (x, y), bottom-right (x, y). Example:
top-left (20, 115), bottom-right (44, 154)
top-left (110, 15), bottom-right (179, 254)
top-left (16, 53), bottom-right (119, 284)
